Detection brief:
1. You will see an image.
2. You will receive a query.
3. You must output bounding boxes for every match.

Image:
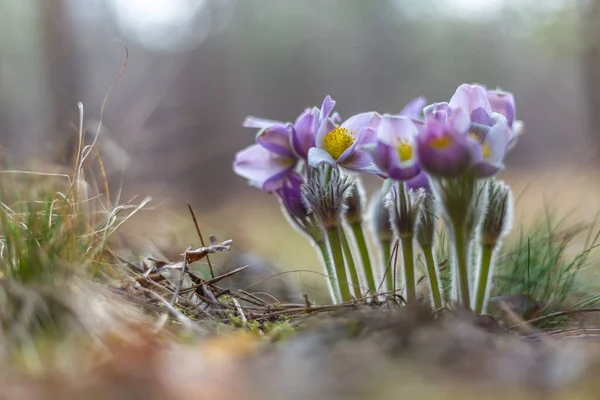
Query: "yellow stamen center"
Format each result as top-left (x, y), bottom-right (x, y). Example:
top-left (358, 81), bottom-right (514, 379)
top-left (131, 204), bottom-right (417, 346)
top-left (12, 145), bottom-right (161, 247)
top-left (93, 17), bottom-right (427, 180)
top-left (397, 139), bottom-right (413, 162)
top-left (482, 142), bottom-right (491, 160)
top-left (323, 127), bottom-right (355, 159)
top-left (469, 132), bottom-right (491, 161)
top-left (430, 136), bottom-right (452, 149)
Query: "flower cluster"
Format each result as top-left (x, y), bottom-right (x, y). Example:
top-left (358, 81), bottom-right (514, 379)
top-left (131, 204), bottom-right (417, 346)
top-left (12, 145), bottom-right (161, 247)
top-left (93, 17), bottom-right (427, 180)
top-left (234, 84), bottom-right (520, 192)
top-left (233, 83), bottom-right (521, 313)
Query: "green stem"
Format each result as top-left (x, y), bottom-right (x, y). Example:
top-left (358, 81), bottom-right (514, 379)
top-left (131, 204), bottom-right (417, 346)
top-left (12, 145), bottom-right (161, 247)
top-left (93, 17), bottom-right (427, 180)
top-left (401, 236), bottom-right (416, 302)
top-left (475, 244), bottom-right (494, 315)
top-left (422, 245), bottom-right (442, 310)
top-left (381, 239), bottom-right (394, 294)
top-left (326, 226), bottom-right (352, 302)
top-left (452, 223), bottom-right (471, 309)
top-left (339, 226), bottom-right (361, 298)
top-left (350, 223), bottom-right (377, 294)
top-left (315, 239), bottom-right (341, 304)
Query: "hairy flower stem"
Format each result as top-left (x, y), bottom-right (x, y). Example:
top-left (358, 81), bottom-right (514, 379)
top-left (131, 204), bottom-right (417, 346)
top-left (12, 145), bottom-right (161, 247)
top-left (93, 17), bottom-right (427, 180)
top-left (452, 223), bottom-right (471, 309)
top-left (315, 238), bottom-right (341, 304)
top-left (350, 223), bottom-right (377, 295)
top-left (401, 236), bottom-right (416, 302)
top-left (339, 226), bottom-right (362, 298)
top-left (474, 244), bottom-right (494, 315)
top-left (421, 245), bottom-right (442, 310)
top-left (381, 239), bottom-right (394, 294)
top-left (326, 226), bottom-right (352, 302)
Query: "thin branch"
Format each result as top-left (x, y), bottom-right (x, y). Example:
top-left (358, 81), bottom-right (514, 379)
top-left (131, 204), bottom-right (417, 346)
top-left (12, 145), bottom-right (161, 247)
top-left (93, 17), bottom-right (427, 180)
top-left (188, 203), bottom-right (214, 278)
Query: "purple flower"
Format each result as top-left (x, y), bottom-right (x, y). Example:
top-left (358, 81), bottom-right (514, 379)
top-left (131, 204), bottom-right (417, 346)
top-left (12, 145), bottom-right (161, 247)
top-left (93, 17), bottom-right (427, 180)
top-left (405, 171), bottom-right (432, 194)
top-left (233, 124), bottom-right (297, 191)
top-left (485, 88), bottom-right (523, 149)
top-left (449, 83), bottom-right (493, 126)
top-left (368, 115), bottom-right (420, 180)
top-left (486, 88), bottom-right (515, 126)
top-left (448, 84), bottom-right (512, 177)
top-left (398, 96), bottom-right (427, 120)
top-left (244, 96), bottom-right (336, 160)
top-left (234, 96), bottom-right (337, 191)
top-left (365, 97), bottom-right (427, 181)
top-left (276, 173), bottom-right (308, 219)
top-left (419, 83), bottom-right (512, 178)
top-left (416, 108), bottom-right (478, 178)
top-left (308, 111), bottom-right (381, 173)
top-left (469, 116), bottom-right (511, 177)
top-left (423, 102), bottom-right (452, 124)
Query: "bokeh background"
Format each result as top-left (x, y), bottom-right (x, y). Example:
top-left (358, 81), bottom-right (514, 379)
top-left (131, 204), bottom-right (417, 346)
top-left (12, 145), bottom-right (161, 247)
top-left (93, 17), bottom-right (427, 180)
top-left (1, 0), bottom-right (599, 298)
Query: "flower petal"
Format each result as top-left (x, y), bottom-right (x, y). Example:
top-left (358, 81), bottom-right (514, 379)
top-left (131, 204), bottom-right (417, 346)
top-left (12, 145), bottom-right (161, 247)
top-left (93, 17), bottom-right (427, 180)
top-left (340, 127), bottom-right (378, 170)
top-left (262, 167), bottom-right (296, 191)
top-left (331, 111), bottom-right (342, 124)
top-left (256, 124), bottom-right (295, 158)
top-left (308, 147), bottom-right (337, 168)
top-left (473, 162), bottom-right (503, 178)
top-left (424, 102), bottom-right (450, 123)
top-left (405, 172), bottom-right (431, 193)
top-left (486, 89), bottom-right (516, 126)
top-left (470, 107), bottom-right (492, 126)
top-left (388, 163), bottom-right (420, 181)
top-left (450, 108), bottom-right (471, 133)
top-left (339, 126), bottom-right (377, 164)
top-left (484, 119), bottom-right (510, 166)
top-left (449, 84), bottom-right (492, 114)
top-left (320, 95), bottom-right (336, 122)
top-left (399, 96), bottom-right (427, 119)
top-left (243, 116), bottom-right (282, 129)
top-left (377, 115), bottom-right (418, 147)
top-left (416, 123), bottom-right (473, 178)
top-left (292, 110), bottom-right (316, 159)
top-left (508, 120), bottom-right (524, 151)
top-left (233, 144), bottom-right (294, 190)
top-left (370, 141), bottom-right (396, 174)
top-left (341, 111), bottom-right (382, 134)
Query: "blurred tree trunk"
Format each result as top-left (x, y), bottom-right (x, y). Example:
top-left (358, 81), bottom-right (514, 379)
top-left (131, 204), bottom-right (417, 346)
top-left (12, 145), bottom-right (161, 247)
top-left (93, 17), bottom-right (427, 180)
top-left (41, 0), bottom-right (81, 165)
top-left (583, 0), bottom-right (600, 153)
top-left (0, 0), bottom-right (78, 164)
top-left (0, 0), bottom-right (49, 160)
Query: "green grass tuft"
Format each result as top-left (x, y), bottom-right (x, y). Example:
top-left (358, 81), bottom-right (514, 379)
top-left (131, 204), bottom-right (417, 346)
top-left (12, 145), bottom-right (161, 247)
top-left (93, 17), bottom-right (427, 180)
top-left (493, 210), bottom-right (600, 326)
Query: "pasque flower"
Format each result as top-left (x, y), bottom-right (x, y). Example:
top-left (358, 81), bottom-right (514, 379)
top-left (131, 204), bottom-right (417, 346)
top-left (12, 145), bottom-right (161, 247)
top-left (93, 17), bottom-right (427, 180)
top-left (485, 88), bottom-right (523, 149)
top-left (417, 84), bottom-right (511, 179)
top-left (276, 173), bottom-right (308, 221)
top-left (365, 97), bottom-right (427, 181)
top-left (233, 124), bottom-right (298, 191)
top-left (275, 172), bottom-right (323, 241)
top-left (416, 106), bottom-right (476, 178)
top-left (234, 96), bottom-right (337, 191)
top-left (450, 84), bottom-right (512, 177)
top-left (308, 111), bottom-right (381, 173)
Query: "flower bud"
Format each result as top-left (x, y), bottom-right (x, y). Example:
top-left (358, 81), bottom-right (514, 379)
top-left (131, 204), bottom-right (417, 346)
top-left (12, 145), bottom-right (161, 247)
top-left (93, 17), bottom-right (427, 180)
top-left (386, 181), bottom-right (426, 239)
top-left (276, 173), bottom-right (321, 241)
top-left (416, 193), bottom-right (437, 248)
top-left (276, 174), bottom-right (307, 220)
top-left (465, 181), bottom-right (488, 238)
top-left (480, 180), bottom-right (512, 248)
top-left (345, 179), bottom-right (366, 225)
top-left (302, 165), bottom-right (354, 229)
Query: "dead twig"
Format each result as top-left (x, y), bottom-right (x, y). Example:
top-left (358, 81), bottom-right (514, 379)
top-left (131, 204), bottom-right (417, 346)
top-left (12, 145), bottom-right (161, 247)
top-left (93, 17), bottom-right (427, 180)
top-left (511, 308), bottom-right (600, 330)
top-left (188, 203), bottom-right (215, 278)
